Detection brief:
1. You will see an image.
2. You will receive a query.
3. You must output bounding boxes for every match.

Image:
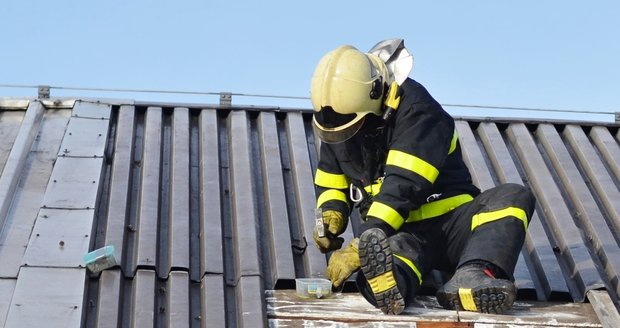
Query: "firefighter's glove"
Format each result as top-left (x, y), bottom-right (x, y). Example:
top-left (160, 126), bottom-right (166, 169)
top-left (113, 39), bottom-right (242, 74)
top-left (327, 238), bottom-right (360, 288)
top-left (313, 210), bottom-right (348, 253)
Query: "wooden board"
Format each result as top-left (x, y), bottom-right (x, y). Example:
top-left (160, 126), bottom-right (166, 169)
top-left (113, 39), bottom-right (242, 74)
top-left (266, 290), bottom-right (602, 327)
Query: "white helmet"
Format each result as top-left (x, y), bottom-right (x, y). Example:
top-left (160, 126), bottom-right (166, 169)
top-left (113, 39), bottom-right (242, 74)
top-left (310, 45), bottom-right (393, 144)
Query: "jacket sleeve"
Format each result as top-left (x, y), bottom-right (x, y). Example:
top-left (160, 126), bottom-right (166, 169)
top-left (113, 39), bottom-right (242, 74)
top-left (314, 143), bottom-right (351, 216)
top-left (366, 101), bottom-right (455, 231)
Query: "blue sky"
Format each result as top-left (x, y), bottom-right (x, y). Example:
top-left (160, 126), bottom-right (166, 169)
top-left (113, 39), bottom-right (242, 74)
top-left (2, 1), bottom-right (619, 122)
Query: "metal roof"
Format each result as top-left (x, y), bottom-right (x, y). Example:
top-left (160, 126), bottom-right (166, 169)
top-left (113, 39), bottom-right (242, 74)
top-left (0, 98), bottom-right (619, 327)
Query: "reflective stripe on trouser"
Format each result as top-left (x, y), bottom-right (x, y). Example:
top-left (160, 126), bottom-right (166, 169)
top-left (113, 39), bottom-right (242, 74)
top-left (454, 183), bottom-right (536, 279)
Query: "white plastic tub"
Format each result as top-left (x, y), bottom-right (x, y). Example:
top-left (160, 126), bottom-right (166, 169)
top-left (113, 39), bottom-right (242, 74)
top-left (295, 278), bottom-right (332, 299)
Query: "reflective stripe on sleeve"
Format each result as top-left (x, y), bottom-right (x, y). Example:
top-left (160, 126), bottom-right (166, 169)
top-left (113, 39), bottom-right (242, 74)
top-left (448, 130), bottom-right (458, 154)
top-left (316, 189), bottom-right (348, 209)
top-left (367, 201), bottom-right (405, 230)
top-left (471, 207), bottom-right (528, 231)
top-left (314, 168), bottom-right (349, 189)
top-left (386, 150), bottom-right (439, 183)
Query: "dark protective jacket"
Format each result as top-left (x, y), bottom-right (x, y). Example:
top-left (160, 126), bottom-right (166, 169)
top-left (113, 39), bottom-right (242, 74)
top-left (314, 78), bottom-right (481, 232)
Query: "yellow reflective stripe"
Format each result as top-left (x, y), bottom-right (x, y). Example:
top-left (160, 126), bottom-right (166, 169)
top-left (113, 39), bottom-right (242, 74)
top-left (384, 81), bottom-right (401, 109)
top-left (316, 190), bottom-right (347, 209)
top-left (407, 194), bottom-right (473, 222)
top-left (363, 182), bottom-right (382, 197)
top-left (314, 168), bottom-right (349, 189)
top-left (367, 270), bottom-right (397, 294)
top-left (459, 288), bottom-right (478, 311)
top-left (367, 201), bottom-right (404, 230)
top-left (471, 207), bottom-right (528, 231)
top-left (386, 150), bottom-right (439, 183)
top-left (448, 130), bottom-right (458, 154)
top-left (393, 254), bottom-right (423, 284)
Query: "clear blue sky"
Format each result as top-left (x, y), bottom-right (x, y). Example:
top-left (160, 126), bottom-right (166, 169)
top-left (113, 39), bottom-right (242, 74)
top-left (2, 1), bottom-right (619, 122)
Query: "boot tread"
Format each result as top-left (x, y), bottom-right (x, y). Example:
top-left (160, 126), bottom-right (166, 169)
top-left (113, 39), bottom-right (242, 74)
top-left (359, 228), bottom-right (405, 315)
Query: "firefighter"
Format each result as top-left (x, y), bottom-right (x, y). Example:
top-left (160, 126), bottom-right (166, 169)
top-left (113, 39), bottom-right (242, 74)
top-left (310, 40), bottom-right (536, 315)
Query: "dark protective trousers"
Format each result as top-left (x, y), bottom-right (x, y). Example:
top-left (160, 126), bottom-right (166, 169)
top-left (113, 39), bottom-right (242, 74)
top-left (356, 183), bottom-right (536, 303)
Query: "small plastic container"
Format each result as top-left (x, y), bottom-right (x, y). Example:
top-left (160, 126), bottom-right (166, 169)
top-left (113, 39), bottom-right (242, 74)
top-left (295, 278), bottom-right (332, 299)
top-left (83, 245), bottom-right (117, 273)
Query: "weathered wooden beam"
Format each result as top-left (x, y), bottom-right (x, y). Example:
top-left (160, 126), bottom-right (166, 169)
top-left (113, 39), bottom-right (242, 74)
top-left (587, 290), bottom-right (620, 328)
top-left (267, 290), bottom-right (602, 327)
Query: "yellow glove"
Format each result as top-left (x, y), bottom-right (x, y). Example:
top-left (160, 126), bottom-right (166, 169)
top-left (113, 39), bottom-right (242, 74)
top-left (313, 210), bottom-right (348, 253)
top-left (327, 238), bottom-right (360, 288)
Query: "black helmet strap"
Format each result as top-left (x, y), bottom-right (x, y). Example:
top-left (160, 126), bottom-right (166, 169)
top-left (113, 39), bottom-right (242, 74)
top-left (369, 76), bottom-right (383, 100)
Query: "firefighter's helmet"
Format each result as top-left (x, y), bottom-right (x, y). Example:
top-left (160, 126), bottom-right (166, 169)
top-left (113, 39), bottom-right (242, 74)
top-left (311, 45), bottom-right (393, 144)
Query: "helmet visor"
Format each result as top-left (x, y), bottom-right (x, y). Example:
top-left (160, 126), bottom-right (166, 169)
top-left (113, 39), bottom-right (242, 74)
top-left (312, 107), bottom-right (367, 144)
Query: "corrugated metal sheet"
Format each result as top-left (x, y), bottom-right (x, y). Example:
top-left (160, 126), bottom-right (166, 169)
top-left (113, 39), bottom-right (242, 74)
top-left (82, 106), bottom-right (326, 327)
top-left (0, 99), bottom-right (110, 328)
top-left (0, 99), bottom-right (619, 327)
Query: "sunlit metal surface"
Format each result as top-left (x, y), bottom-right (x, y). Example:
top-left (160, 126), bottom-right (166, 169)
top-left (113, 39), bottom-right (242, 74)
top-left (0, 99), bottom-right (618, 327)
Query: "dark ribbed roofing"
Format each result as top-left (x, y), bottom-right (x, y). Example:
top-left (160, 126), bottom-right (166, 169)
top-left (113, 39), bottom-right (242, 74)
top-left (0, 98), bottom-right (618, 327)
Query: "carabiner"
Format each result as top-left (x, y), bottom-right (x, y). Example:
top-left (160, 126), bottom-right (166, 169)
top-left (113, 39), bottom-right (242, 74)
top-left (349, 184), bottom-right (364, 203)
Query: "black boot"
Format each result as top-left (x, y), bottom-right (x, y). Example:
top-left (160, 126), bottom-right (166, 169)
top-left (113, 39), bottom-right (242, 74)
top-left (436, 262), bottom-right (516, 314)
top-left (358, 228), bottom-right (406, 314)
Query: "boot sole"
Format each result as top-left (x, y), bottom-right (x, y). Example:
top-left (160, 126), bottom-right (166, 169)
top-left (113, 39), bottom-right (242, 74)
top-left (436, 282), bottom-right (516, 314)
top-left (359, 228), bottom-right (405, 315)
